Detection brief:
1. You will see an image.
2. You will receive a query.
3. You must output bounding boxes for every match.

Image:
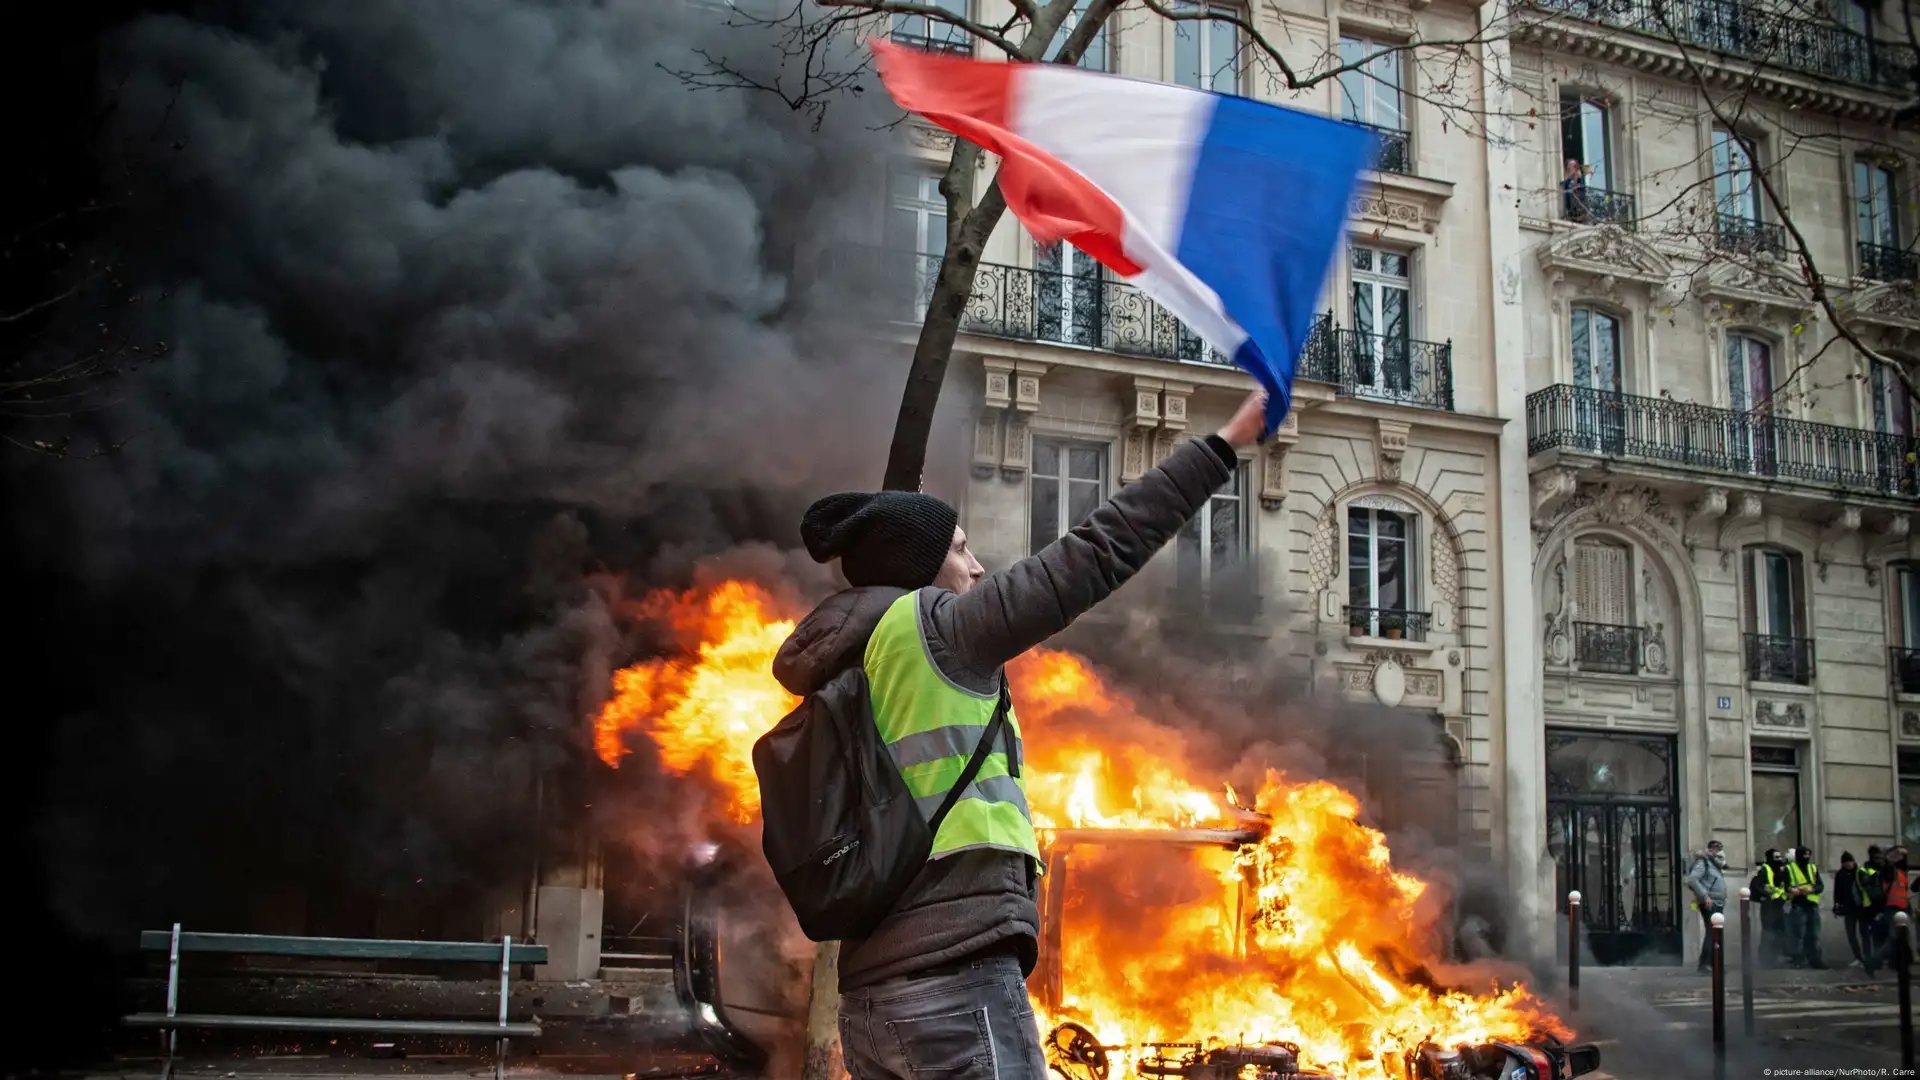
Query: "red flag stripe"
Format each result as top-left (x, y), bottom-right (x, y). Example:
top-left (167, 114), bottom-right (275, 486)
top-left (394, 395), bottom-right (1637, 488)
top-left (870, 40), bottom-right (1144, 276)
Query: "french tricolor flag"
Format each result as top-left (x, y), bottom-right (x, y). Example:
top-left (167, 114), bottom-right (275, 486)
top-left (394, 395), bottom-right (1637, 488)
top-left (872, 39), bottom-right (1375, 433)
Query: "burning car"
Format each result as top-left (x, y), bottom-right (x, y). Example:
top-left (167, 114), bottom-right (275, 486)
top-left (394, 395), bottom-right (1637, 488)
top-left (599, 582), bottom-right (1596, 1080)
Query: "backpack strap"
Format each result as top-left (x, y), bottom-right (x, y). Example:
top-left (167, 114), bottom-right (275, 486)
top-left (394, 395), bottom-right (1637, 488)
top-left (927, 677), bottom-right (1013, 835)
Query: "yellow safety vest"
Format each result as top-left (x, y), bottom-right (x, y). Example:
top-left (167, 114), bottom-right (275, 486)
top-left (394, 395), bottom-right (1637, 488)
top-left (864, 591), bottom-right (1042, 863)
top-left (1786, 861), bottom-right (1820, 900)
top-left (1759, 864), bottom-right (1787, 901)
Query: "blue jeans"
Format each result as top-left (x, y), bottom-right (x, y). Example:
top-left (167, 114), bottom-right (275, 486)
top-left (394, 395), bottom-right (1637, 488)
top-left (839, 955), bottom-right (1049, 1080)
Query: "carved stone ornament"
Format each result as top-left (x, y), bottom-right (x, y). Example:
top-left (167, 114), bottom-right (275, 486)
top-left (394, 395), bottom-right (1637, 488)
top-left (1352, 193), bottom-right (1434, 234)
top-left (1536, 224), bottom-right (1673, 290)
top-left (1376, 419), bottom-right (1411, 483)
top-left (1373, 658), bottom-right (1406, 708)
top-left (1307, 502), bottom-right (1338, 594)
top-left (1753, 698), bottom-right (1809, 729)
top-left (1687, 487), bottom-right (1729, 536)
top-left (1692, 259), bottom-right (1814, 319)
top-left (1260, 442), bottom-right (1292, 511)
top-left (1847, 281), bottom-right (1920, 333)
top-left (1531, 467), bottom-right (1579, 518)
top-left (972, 412), bottom-right (1002, 480)
top-left (908, 123), bottom-right (956, 153)
top-left (1643, 621), bottom-right (1669, 676)
top-left (1000, 413), bottom-right (1031, 480)
top-left (1817, 505), bottom-right (1863, 565)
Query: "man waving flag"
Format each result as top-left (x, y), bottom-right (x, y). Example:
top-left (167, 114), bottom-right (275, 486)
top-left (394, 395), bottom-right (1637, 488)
top-left (871, 38), bottom-right (1375, 435)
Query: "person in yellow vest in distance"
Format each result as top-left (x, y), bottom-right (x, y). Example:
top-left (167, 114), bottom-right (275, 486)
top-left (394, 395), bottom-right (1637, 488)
top-left (1749, 848), bottom-right (1790, 967)
top-left (774, 390), bottom-right (1269, 1080)
top-left (1783, 846), bottom-right (1825, 968)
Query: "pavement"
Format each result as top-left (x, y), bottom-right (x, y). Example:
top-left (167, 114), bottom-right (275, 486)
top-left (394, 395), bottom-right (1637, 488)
top-left (1569, 961), bottom-right (1918, 1079)
top-left (66, 964), bottom-right (1920, 1080)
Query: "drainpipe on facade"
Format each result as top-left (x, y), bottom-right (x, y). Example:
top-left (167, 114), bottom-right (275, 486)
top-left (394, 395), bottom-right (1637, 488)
top-left (1480, 0), bottom-right (1553, 968)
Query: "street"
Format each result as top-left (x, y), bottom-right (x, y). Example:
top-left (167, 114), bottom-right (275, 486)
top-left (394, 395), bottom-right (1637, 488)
top-left (1572, 964), bottom-right (1915, 1078)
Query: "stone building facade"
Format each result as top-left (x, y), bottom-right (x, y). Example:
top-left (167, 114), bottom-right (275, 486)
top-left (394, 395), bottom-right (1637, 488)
top-left (883, 0), bottom-right (1535, 943)
top-left (1498, 0), bottom-right (1920, 964)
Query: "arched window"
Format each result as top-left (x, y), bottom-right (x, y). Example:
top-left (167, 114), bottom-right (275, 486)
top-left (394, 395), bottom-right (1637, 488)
top-left (1572, 537), bottom-right (1636, 674)
top-left (1346, 496), bottom-right (1423, 640)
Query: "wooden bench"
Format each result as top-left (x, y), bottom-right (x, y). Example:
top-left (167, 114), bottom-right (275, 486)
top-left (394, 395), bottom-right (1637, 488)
top-left (124, 925), bottom-right (548, 1080)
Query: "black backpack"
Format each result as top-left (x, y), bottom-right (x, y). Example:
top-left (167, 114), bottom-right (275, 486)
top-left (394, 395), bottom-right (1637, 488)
top-left (752, 664), bottom-right (1011, 942)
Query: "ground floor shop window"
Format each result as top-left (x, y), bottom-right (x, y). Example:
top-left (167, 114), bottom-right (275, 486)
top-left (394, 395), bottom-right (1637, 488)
top-left (1751, 743), bottom-right (1803, 856)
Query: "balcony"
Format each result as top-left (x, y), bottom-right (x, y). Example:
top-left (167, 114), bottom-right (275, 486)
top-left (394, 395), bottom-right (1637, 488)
top-left (1892, 646), bottom-right (1920, 694)
top-left (1531, 0), bottom-right (1916, 95)
top-left (1352, 122), bottom-right (1413, 175)
top-left (1562, 186), bottom-right (1638, 230)
top-left (906, 257), bottom-right (1459, 411)
top-left (1345, 605), bottom-right (1433, 642)
top-left (1746, 632), bottom-right (1815, 684)
top-left (1715, 214), bottom-right (1788, 257)
top-left (1302, 322), bottom-right (1455, 412)
top-left (920, 255), bottom-right (1234, 366)
top-left (1859, 240), bottom-right (1919, 283)
top-left (1526, 384), bottom-right (1920, 499)
top-left (891, 31), bottom-right (973, 55)
top-left (1574, 622), bottom-right (1642, 674)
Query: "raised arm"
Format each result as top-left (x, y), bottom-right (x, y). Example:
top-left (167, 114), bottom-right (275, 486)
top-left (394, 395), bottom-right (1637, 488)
top-left (924, 390), bottom-right (1267, 678)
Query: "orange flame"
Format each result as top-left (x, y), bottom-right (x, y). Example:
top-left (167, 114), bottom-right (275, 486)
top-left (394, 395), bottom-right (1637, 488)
top-left (592, 581), bottom-right (796, 822)
top-left (594, 582), bottom-right (1568, 1076)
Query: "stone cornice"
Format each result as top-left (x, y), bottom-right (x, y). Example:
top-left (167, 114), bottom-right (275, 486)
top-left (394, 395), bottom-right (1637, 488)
top-left (1514, 13), bottom-right (1904, 123)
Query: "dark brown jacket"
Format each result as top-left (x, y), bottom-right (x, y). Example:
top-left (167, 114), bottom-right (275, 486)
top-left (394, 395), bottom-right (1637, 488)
top-left (772, 435), bottom-right (1236, 990)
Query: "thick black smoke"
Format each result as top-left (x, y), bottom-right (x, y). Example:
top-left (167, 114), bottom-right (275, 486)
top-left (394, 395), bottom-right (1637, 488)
top-left (13, 0), bottom-right (912, 950)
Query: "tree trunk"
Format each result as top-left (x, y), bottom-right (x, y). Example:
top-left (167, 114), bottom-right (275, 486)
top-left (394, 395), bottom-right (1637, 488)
top-left (801, 941), bottom-right (844, 1080)
top-left (880, 185), bottom-right (1008, 492)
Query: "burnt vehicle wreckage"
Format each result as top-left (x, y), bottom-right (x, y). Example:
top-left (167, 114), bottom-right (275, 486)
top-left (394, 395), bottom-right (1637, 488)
top-left (680, 823), bottom-right (1601, 1080)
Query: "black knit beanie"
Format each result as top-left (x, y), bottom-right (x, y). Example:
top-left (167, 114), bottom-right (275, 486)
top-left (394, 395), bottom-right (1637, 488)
top-left (800, 491), bottom-right (959, 589)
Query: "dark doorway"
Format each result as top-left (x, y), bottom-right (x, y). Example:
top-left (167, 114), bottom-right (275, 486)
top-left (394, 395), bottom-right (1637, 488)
top-left (1546, 729), bottom-right (1682, 965)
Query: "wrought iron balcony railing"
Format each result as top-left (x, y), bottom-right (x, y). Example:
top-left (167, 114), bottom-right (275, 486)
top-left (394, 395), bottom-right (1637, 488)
top-left (1352, 122), bottom-right (1413, 175)
top-left (1532, 0), bottom-right (1916, 95)
top-left (1715, 214), bottom-right (1788, 257)
top-left (1301, 322), bottom-right (1455, 412)
top-left (1344, 605), bottom-right (1433, 642)
top-left (891, 30), bottom-right (973, 55)
top-left (1892, 646), bottom-right (1920, 694)
top-left (1563, 186), bottom-right (1638, 230)
top-left (1859, 240), bottom-right (1920, 282)
top-left (1575, 622), bottom-right (1642, 674)
top-left (1746, 632), bottom-right (1814, 684)
top-left (912, 253), bottom-right (1235, 366)
top-left (1526, 383), bottom-right (1920, 498)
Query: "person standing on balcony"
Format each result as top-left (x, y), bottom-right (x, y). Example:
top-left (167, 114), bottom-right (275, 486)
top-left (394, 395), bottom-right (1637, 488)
top-left (773, 390), bottom-right (1268, 1080)
top-left (1562, 158), bottom-right (1594, 224)
top-left (1783, 846), bottom-right (1825, 969)
top-left (1685, 840), bottom-right (1728, 974)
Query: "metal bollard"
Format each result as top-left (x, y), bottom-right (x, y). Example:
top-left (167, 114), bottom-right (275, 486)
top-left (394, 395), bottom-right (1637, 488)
top-left (1568, 890), bottom-right (1581, 1013)
top-left (1738, 886), bottom-right (1754, 1038)
top-left (1897, 911), bottom-right (1914, 1073)
top-left (1710, 912), bottom-right (1726, 1080)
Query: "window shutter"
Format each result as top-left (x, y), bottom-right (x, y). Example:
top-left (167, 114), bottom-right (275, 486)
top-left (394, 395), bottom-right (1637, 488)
top-left (1573, 539), bottom-right (1631, 625)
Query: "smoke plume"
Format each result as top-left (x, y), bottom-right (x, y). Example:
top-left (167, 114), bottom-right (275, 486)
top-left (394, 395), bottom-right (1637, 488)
top-left (16, 0), bottom-right (911, 942)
